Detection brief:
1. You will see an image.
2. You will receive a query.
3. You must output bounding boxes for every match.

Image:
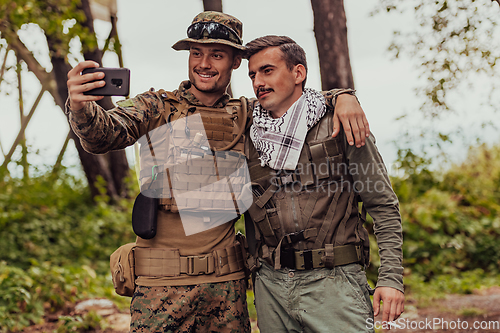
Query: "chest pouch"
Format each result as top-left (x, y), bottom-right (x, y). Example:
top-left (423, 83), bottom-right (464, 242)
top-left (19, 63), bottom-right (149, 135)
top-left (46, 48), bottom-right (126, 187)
top-left (136, 108), bottom-right (252, 236)
top-left (168, 113), bottom-right (252, 235)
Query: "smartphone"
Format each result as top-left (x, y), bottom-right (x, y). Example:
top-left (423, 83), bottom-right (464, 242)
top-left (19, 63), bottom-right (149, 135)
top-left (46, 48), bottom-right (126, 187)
top-left (82, 67), bottom-right (130, 96)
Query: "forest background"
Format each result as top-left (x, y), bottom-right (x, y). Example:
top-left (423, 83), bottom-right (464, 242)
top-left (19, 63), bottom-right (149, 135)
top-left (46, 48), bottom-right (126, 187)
top-left (0, 0), bottom-right (500, 331)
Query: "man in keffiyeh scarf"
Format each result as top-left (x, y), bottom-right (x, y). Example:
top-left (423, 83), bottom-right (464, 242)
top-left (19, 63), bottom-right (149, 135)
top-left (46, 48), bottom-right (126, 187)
top-left (251, 87), bottom-right (327, 170)
top-left (244, 35), bottom-right (405, 333)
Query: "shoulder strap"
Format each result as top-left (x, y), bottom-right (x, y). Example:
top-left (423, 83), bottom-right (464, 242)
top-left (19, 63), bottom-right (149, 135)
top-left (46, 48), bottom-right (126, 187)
top-left (157, 89), bottom-right (192, 127)
top-left (215, 96), bottom-right (248, 151)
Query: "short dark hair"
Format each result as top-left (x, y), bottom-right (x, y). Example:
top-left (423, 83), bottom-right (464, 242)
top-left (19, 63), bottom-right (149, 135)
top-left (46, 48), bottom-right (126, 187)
top-left (245, 35), bottom-right (308, 89)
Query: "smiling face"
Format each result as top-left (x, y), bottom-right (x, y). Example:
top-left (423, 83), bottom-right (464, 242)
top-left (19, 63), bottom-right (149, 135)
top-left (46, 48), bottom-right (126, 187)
top-left (248, 46), bottom-right (305, 118)
top-left (188, 42), bottom-right (241, 105)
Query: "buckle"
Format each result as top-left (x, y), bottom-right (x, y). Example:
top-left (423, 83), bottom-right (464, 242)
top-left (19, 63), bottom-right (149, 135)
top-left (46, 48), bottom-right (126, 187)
top-left (283, 231), bottom-right (305, 246)
top-left (295, 250), bottom-right (314, 270)
top-left (272, 171), bottom-right (299, 187)
top-left (186, 255), bottom-right (209, 275)
top-left (281, 174), bottom-right (294, 185)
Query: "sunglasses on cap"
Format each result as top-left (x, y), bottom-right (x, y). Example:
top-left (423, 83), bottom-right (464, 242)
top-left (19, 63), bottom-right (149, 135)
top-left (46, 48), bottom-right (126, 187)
top-left (187, 22), bottom-right (242, 45)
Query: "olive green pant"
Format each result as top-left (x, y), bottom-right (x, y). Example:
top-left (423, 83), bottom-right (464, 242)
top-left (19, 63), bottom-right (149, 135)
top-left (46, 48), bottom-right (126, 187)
top-left (254, 262), bottom-right (374, 333)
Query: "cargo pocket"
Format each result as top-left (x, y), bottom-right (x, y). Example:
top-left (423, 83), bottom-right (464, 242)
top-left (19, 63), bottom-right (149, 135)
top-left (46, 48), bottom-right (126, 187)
top-left (338, 264), bottom-right (374, 315)
top-left (110, 243), bottom-right (137, 297)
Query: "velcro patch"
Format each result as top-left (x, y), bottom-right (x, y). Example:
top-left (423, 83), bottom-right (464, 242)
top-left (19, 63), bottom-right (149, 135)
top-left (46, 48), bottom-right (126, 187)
top-left (117, 99), bottom-right (135, 107)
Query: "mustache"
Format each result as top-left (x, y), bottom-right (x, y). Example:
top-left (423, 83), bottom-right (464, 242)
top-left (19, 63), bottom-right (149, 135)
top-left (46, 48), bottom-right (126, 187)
top-left (194, 69), bottom-right (217, 75)
top-left (257, 87), bottom-right (273, 97)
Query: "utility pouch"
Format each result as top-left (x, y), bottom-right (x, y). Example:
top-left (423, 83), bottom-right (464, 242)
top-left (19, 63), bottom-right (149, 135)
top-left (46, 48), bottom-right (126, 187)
top-left (132, 192), bottom-right (159, 239)
top-left (110, 242), bottom-right (136, 297)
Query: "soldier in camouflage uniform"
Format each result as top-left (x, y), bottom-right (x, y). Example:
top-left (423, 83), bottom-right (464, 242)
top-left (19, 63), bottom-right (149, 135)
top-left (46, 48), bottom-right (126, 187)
top-left (66, 11), bottom-right (369, 333)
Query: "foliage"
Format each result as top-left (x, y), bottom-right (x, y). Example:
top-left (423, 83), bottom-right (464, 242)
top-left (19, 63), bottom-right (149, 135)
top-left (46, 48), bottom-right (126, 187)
top-left (373, 0), bottom-right (500, 162)
top-left (0, 261), bottom-right (118, 332)
top-left (0, 0), bottom-right (95, 57)
top-left (395, 144), bottom-right (500, 286)
top-left (0, 264), bottom-right (44, 331)
top-left (235, 215), bottom-right (245, 234)
top-left (373, 0), bottom-right (500, 115)
top-left (56, 311), bottom-right (106, 333)
top-left (404, 269), bottom-right (500, 302)
top-left (0, 169), bottom-right (134, 331)
top-left (361, 142), bottom-right (500, 303)
top-left (246, 290), bottom-right (257, 322)
top-left (0, 169), bottom-right (136, 273)
top-left (391, 149), bottom-right (437, 203)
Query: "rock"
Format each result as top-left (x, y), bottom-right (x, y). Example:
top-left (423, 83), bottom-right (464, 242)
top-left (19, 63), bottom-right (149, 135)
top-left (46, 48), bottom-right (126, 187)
top-left (75, 298), bottom-right (117, 316)
top-left (105, 313), bottom-right (131, 332)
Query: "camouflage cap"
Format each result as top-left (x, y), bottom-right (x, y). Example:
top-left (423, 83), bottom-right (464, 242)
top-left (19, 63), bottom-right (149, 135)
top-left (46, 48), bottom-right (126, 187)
top-left (172, 11), bottom-right (245, 51)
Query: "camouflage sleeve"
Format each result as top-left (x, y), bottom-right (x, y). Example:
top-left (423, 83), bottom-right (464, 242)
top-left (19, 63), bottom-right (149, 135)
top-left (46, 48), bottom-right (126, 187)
top-left (344, 132), bottom-right (404, 293)
top-left (67, 91), bottom-right (166, 154)
top-left (323, 88), bottom-right (358, 110)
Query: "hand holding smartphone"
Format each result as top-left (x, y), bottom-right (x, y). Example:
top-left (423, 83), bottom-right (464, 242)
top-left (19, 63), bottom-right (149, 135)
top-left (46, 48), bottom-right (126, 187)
top-left (82, 67), bottom-right (130, 96)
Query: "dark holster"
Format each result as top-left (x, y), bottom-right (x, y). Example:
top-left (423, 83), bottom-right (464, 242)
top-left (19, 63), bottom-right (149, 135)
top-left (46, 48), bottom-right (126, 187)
top-left (132, 192), bottom-right (158, 239)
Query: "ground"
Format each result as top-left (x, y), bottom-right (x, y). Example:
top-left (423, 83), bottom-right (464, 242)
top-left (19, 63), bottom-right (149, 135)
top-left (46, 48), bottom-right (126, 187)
top-left (374, 286), bottom-right (500, 333)
top-left (20, 287), bottom-right (500, 333)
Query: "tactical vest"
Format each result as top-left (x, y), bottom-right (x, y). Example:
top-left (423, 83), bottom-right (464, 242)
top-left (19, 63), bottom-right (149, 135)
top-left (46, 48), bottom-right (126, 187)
top-left (132, 91), bottom-right (249, 279)
top-left (137, 90), bottom-right (249, 214)
top-left (245, 111), bottom-right (370, 271)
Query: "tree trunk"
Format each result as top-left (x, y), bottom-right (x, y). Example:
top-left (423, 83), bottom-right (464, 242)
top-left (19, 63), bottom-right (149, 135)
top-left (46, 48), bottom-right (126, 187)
top-left (43, 0), bottom-right (130, 200)
top-left (79, 0), bottom-right (130, 198)
top-left (202, 0), bottom-right (223, 12)
top-left (45, 33), bottom-right (119, 199)
top-left (311, 0), bottom-right (354, 90)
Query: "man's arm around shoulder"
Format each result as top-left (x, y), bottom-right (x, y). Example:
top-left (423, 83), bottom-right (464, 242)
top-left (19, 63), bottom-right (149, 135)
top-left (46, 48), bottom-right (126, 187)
top-left (323, 89), bottom-right (370, 148)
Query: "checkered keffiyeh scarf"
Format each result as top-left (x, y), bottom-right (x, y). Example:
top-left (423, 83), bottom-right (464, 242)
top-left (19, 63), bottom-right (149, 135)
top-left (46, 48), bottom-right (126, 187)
top-left (250, 88), bottom-right (326, 170)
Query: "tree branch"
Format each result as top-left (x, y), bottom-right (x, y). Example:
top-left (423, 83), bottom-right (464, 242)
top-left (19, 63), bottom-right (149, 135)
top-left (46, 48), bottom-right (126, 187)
top-left (203, 0), bottom-right (223, 12)
top-left (0, 135), bottom-right (5, 157)
top-left (16, 53), bottom-right (29, 179)
top-left (51, 131), bottom-right (71, 177)
top-left (0, 28), bottom-right (59, 105)
top-left (0, 45), bottom-right (10, 88)
top-left (1, 88), bottom-right (45, 170)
